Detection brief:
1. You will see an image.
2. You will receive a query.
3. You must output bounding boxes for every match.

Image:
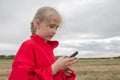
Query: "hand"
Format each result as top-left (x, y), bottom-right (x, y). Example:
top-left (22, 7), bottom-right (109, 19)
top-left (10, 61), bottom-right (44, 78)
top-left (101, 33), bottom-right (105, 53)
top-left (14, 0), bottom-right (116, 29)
top-left (64, 66), bottom-right (73, 76)
top-left (52, 56), bottom-right (77, 75)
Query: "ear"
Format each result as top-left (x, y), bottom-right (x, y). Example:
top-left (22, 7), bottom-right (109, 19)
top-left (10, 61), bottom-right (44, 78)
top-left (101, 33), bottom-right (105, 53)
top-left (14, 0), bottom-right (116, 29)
top-left (33, 19), bottom-right (41, 27)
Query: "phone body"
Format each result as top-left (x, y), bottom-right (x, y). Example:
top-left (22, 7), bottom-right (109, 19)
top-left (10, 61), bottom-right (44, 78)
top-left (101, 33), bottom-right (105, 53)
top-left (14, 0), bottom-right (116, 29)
top-left (68, 51), bottom-right (78, 58)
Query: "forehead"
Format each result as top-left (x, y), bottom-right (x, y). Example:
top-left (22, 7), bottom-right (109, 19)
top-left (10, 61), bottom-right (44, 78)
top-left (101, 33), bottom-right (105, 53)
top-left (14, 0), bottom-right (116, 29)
top-left (48, 14), bottom-right (61, 25)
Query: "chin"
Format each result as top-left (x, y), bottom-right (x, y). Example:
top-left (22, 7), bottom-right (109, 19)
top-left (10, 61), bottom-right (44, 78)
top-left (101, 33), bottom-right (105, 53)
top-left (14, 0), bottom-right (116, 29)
top-left (46, 36), bottom-right (53, 41)
top-left (46, 38), bottom-right (51, 41)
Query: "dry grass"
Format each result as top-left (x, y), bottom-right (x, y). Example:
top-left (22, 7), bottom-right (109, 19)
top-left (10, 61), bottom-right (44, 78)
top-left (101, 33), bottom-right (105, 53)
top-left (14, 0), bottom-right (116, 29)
top-left (72, 59), bottom-right (120, 80)
top-left (0, 58), bottom-right (120, 80)
top-left (0, 59), bottom-right (12, 80)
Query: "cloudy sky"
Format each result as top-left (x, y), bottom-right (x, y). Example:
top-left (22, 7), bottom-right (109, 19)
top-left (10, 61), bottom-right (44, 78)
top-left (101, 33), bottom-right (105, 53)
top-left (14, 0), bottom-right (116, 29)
top-left (0, 0), bottom-right (120, 58)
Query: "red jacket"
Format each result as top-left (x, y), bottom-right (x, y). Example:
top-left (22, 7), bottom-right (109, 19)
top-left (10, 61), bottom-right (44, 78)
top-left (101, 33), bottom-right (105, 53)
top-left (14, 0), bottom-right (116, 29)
top-left (9, 34), bottom-right (76, 80)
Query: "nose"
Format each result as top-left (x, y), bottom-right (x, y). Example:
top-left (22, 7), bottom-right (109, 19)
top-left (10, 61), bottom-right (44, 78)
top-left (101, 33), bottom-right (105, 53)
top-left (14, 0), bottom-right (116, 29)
top-left (52, 28), bottom-right (57, 35)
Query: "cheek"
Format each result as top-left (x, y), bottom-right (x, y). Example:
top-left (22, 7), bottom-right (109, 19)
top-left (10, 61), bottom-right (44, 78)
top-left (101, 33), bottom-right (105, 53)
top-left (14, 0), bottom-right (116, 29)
top-left (44, 29), bottom-right (51, 35)
top-left (37, 26), bottom-right (41, 31)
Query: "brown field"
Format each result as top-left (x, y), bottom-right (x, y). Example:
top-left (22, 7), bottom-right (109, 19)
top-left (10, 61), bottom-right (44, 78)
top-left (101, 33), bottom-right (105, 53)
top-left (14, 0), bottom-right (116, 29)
top-left (0, 58), bottom-right (120, 80)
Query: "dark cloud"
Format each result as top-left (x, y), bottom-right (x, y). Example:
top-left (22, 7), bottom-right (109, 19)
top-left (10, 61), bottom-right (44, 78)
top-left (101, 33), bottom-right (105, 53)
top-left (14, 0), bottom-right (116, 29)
top-left (58, 38), bottom-right (120, 57)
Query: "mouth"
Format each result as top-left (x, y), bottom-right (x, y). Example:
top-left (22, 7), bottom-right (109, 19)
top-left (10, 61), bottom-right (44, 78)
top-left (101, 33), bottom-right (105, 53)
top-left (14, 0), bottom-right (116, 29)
top-left (50, 35), bottom-right (54, 38)
top-left (49, 35), bottom-right (54, 39)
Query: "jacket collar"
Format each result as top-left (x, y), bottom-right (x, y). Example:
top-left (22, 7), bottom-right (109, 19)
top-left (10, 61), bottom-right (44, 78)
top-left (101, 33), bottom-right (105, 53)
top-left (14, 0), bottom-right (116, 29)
top-left (31, 34), bottom-right (59, 49)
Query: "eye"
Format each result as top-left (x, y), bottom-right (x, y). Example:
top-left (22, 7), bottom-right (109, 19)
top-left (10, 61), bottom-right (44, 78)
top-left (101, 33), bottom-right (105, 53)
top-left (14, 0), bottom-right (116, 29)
top-left (49, 24), bottom-right (55, 28)
top-left (55, 26), bottom-right (59, 30)
top-left (49, 24), bottom-right (59, 30)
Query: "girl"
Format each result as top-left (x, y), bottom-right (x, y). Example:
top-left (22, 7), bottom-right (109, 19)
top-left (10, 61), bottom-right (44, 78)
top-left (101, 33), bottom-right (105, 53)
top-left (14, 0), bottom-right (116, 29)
top-left (9, 7), bottom-right (77, 80)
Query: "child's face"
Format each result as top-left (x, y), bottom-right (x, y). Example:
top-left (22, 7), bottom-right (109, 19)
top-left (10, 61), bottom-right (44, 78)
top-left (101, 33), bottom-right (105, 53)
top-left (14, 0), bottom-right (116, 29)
top-left (36, 17), bottom-right (61, 41)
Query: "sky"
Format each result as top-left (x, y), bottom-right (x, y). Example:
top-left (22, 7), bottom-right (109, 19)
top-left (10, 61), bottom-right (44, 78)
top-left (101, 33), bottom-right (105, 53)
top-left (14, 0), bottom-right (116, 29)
top-left (0, 0), bottom-right (120, 58)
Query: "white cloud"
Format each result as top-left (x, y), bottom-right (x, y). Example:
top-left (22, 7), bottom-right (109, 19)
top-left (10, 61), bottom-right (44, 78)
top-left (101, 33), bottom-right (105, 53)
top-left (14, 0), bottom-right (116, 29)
top-left (0, 43), bottom-right (18, 50)
top-left (55, 0), bottom-right (120, 39)
top-left (54, 36), bottom-right (120, 58)
top-left (0, 0), bottom-right (120, 58)
top-left (0, 43), bottom-right (19, 55)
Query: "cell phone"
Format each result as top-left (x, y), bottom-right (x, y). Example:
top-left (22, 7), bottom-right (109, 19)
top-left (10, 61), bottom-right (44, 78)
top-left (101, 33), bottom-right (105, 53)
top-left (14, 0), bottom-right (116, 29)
top-left (68, 51), bottom-right (78, 58)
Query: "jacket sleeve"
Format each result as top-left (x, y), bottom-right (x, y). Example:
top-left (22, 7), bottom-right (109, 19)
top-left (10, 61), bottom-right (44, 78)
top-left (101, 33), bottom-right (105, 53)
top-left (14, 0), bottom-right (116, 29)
top-left (8, 41), bottom-right (53, 80)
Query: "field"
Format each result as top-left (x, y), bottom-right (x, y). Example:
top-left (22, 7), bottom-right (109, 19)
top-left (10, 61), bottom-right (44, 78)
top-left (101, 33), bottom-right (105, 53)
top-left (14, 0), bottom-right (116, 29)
top-left (0, 58), bottom-right (120, 80)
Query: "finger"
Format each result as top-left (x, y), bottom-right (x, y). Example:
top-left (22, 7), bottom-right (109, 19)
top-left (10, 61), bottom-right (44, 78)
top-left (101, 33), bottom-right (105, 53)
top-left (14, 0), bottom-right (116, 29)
top-left (65, 72), bottom-right (70, 76)
top-left (64, 71), bottom-right (71, 76)
top-left (67, 70), bottom-right (72, 73)
top-left (67, 66), bottom-right (71, 69)
top-left (68, 59), bottom-right (78, 65)
top-left (68, 57), bottom-right (77, 62)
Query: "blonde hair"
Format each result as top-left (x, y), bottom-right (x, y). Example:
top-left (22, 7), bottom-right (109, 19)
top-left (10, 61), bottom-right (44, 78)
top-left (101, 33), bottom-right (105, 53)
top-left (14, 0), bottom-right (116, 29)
top-left (30, 7), bottom-right (61, 34)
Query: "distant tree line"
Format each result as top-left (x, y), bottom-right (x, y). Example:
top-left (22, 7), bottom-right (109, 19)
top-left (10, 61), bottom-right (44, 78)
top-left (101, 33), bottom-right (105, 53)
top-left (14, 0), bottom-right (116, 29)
top-left (0, 55), bottom-right (120, 59)
top-left (0, 55), bottom-right (15, 59)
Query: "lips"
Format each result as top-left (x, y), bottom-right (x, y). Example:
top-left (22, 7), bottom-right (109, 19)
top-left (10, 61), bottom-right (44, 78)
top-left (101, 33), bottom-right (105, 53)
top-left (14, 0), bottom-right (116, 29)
top-left (49, 35), bottom-right (54, 38)
top-left (48, 35), bottom-right (54, 39)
